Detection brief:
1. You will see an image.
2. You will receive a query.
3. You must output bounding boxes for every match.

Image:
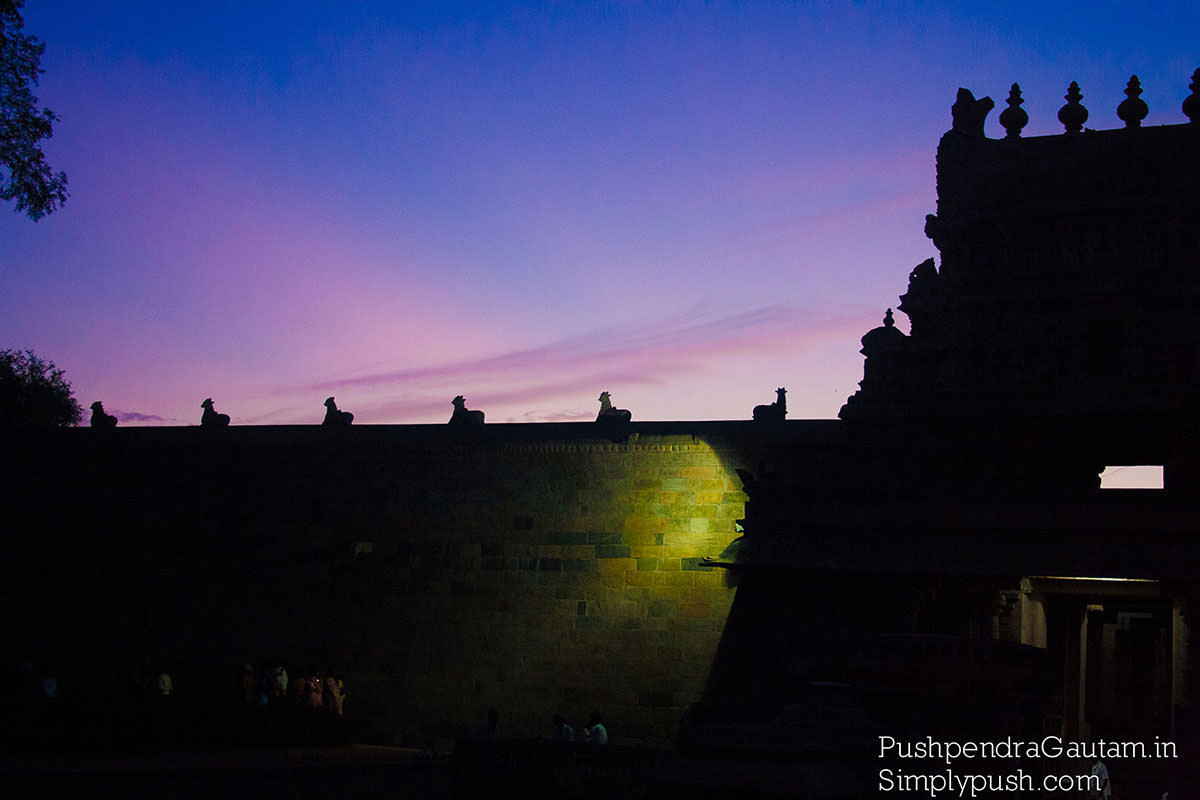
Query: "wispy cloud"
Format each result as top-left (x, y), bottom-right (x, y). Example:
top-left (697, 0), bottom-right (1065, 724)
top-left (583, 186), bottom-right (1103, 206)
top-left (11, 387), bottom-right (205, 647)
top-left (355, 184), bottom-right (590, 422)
top-left (271, 304), bottom-right (864, 423)
top-left (114, 410), bottom-right (174, 424)
top-left (311, 306), bottom-right (825, 389)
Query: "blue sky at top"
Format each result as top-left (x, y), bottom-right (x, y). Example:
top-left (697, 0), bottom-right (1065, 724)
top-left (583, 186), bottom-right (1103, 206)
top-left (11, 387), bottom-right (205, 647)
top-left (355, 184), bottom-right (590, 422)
top-left (2, 1), bottom-right (1197, 423)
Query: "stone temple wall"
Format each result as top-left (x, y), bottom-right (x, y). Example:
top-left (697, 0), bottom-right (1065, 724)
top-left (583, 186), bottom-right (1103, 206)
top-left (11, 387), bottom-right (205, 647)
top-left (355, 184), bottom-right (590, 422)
top-left (2, 421), bottom-right (801, 747)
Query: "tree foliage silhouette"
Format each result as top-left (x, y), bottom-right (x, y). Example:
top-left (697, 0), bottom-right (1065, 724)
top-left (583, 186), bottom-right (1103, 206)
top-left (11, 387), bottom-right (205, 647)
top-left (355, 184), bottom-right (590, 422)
top-left (0, 348), bottom-right (81, 427)
top-left (1, 0), bottom-right (67, 220)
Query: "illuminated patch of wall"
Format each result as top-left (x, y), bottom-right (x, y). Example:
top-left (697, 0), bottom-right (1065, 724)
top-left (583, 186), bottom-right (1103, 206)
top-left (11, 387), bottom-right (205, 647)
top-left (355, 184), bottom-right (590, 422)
top-left (354, 431), bottom-right (750, 749)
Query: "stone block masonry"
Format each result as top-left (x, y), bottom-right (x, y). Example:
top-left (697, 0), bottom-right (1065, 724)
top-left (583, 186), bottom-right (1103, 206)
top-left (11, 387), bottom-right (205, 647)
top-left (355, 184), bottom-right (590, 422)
top-left (2, 421), bottom-right (806, 748)
top-left (349, 431), bottom-right (749, 747)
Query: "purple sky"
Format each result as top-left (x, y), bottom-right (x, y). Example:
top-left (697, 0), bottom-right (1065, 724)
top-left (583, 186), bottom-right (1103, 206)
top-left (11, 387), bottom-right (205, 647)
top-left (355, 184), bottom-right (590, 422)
top-left (3, 2), bottom-right (1197, 425)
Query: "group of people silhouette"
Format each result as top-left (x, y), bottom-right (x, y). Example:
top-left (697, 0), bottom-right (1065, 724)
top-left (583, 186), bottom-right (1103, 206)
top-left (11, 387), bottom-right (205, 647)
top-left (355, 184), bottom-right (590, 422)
top-left (246, 664), bottom-right (346, 716)
top-left (88, 387), bottom-right (789, 427)
top-left (479, 707), bottom-right (609, 744)
top-left (550, 710), bottom-right (608, 744)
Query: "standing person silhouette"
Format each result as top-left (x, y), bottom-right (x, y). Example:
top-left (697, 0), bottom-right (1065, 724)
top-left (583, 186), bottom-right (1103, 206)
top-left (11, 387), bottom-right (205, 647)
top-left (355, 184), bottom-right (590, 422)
top-left (582, 711), bottom-right (607, 744)
top-left (1090, 758), bottom-right (1111, 800)
top-left (550, 713), bottom-right (573, 741)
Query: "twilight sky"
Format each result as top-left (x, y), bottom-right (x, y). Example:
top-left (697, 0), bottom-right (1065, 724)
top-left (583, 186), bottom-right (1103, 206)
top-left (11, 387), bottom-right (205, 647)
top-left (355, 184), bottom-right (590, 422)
top-left (3, 2), bottom-right (1197, 425)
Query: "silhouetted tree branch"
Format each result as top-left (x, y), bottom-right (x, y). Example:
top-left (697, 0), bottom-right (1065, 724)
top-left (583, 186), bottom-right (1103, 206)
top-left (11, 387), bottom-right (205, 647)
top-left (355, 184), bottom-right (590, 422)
top-left (1, 0), bottom-right (67, 220)
top-left (0, 348), bottom-right (81, 427)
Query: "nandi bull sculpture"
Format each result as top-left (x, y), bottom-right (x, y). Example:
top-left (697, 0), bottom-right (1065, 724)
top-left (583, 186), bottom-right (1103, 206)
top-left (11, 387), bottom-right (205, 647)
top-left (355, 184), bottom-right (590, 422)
top-left (596, 391), bottom-right (631, 423)
top-left (752, 387), bottom-right (786, 422)
top-left (449, 395), bottom-right (485, 425)
top-left (322, 396), bottom-right (354, 426)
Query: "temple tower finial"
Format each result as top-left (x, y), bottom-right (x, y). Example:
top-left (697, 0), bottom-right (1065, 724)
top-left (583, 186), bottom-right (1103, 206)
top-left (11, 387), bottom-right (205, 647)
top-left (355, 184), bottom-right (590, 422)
top-left (999, 83), bottom-right (1028, 138)
top-left (1184, 68), bottom-right (1200, 124)
top-left (1058, 81), bottom-right (1088, 133)
top-left (1117, 75), bottom-right (1149, 128)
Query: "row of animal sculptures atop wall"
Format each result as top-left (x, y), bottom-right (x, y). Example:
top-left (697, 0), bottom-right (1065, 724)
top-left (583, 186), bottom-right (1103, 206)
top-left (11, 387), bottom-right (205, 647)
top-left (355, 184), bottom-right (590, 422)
top-left (88, 388), bottom-right (789, 428)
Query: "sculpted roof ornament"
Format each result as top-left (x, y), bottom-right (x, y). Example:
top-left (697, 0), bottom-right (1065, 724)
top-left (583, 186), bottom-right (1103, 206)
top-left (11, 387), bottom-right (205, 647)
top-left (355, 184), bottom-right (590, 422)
top-left (999, 83), bottom-right (1028, 138)
top-left (1058, 81), bottom-right (1088, 133)
top-left (860, 308), bottom-right (906, 357)
top-left (950, 88), bottom-right (994, 137)
top-left (901, 258), bottom-right (939, 305)
top-left (1117, 75), bottom-right (1149, 128)
top-left (1184, 68), bottom-right (1200, 124)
